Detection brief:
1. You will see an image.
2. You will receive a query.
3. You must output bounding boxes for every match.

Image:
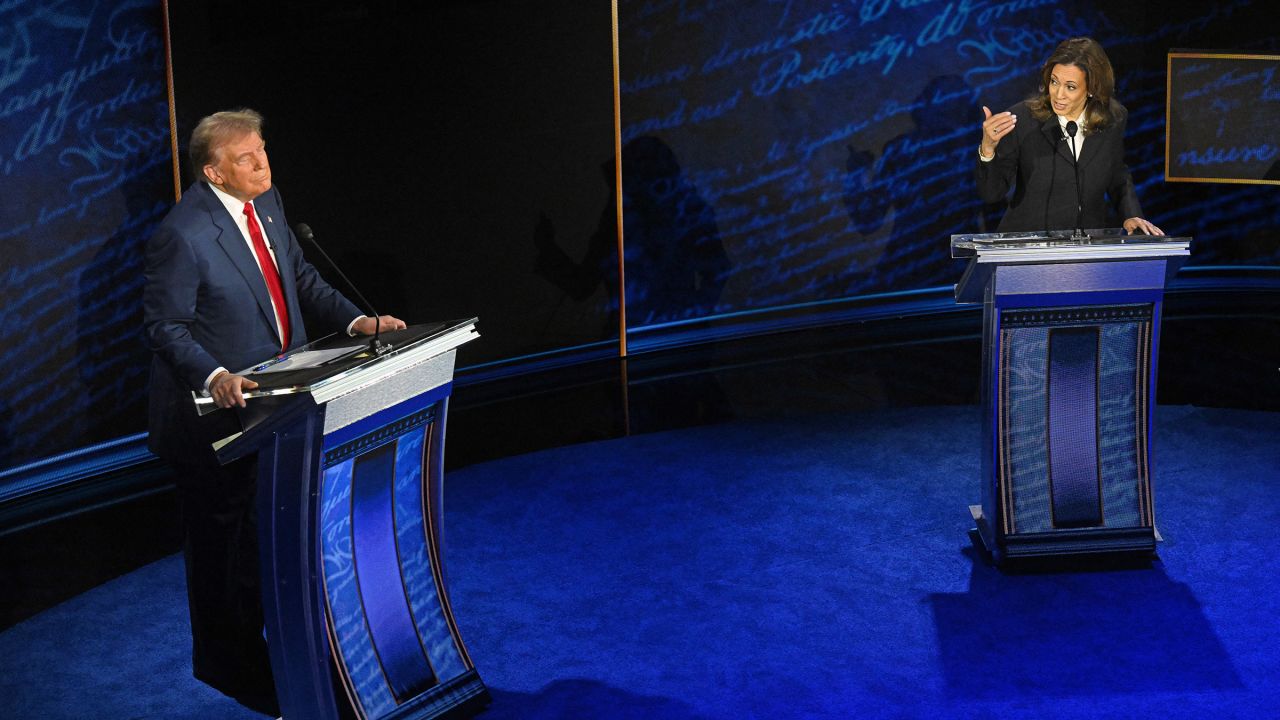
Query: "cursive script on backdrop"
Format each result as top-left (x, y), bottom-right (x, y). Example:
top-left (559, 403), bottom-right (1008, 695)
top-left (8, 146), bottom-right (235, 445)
top-left (0, 0), bottom-right (171, 471)
top-left (616, 0), bottom-right (1280, 328)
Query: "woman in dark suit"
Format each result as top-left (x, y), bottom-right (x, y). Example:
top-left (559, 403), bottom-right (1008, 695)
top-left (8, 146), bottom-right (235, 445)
top-left (977, 37), bottom-right (1163, 235)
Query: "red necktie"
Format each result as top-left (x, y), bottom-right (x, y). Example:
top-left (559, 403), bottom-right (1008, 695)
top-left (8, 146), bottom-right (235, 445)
top-left (243, 202), bottom-right (291, 350)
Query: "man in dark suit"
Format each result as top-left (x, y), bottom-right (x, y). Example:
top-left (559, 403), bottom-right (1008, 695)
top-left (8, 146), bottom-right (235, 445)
top-left (143, 108), bottom-right (405, 715)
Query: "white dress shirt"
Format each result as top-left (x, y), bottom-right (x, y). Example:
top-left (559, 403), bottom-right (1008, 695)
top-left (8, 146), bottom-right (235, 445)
top-left (1058, 111), bottom-right (1087, 160)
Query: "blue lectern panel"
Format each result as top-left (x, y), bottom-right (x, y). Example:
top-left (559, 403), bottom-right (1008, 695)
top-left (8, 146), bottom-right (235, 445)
top-left (1001, 310), bottom-right (1150, 534)
top-left (994, 259), bottom-right (1168, 296)
top-left (321, 458), bottom-right (398, 718)
top-left (318, 402), bottom-right (476, 720)
top-left (1047, 327), bottom-right (1103, 528)
top-left (1002, 327), bottom-right (1051, 533)
top-left (352, 443), bottom-right (438, 700)
top-left (1098, 324), bottom-right (1146, 528)
top-left (393, 431), bottom-right (469, 680)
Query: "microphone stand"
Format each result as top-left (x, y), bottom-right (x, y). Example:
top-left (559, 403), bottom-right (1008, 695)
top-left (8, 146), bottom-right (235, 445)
top-left (295, 223), bottom-right (393, 356)
top-left (1065, 120), bottom-right (1089, 241)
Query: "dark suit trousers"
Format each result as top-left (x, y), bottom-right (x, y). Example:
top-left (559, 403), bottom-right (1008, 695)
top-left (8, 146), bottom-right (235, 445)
top-left (174, 455), bottom-right (280, 716)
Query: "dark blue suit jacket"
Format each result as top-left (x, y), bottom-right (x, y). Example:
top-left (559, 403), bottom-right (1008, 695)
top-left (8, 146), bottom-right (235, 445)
top-left (144, 181), bottom-right (361, 462)
top-left (976, 99), bottom-right (1144, 232)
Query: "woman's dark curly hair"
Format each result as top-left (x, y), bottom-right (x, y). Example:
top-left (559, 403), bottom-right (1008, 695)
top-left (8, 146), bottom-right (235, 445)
top-left (1026, 37), bottom-right (1117, 134)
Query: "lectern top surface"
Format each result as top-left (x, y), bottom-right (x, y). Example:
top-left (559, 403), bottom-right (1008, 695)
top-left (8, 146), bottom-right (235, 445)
top-left (952, 228), bottom-right (1191, 258)
top-left (242, 322), bottom-right (453, 390)
top-left (192, 318), bottom-right (478, 413)
top-left (950, 230), bottom-right (1192, 304)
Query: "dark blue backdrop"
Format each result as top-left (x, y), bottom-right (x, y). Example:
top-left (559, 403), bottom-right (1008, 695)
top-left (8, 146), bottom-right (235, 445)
top-left (616, 0), bottom-right (1280, 328)
top-left (1, 0), bottom-right (1278, 474)
top-left (0, 0), bottom-right (171, 470)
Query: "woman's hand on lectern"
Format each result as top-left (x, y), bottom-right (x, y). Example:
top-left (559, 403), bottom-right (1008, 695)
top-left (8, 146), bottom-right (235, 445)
top-left (1123, 217), bottom-right (1164, 236)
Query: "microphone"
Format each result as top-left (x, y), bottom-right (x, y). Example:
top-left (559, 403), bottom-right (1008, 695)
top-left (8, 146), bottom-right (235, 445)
top-left (1064, 121), bottom-right (1089, 240)
top-left (1044, 121), bottom-right (1066, 233)
top-left (294, 223), bottom-right (392, 356)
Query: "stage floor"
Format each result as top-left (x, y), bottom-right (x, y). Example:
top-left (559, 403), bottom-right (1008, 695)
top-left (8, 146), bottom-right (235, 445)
top-left (3, 404), bottom-right (1278, 718)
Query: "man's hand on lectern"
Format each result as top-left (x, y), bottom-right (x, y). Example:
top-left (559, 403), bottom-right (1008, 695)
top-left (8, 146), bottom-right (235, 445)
top-left (210, 370), bottom-right (259, 409)
top-left (352, 314), bottom-right (407, 336)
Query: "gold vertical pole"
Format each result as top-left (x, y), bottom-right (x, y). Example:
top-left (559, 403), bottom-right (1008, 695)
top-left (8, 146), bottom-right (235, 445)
top-left (1164, 53), bottom-right (1172, 188)
top-left (611, 1), bottom-right (631, 434)
top-left (611, 0), bottom-right (627, 357)
top-left (161, 0), bottom-right (181, 201)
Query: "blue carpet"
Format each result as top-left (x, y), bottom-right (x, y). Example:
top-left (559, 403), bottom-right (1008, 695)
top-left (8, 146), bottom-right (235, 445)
top-left (3, 405), bottom-right (1278, 718)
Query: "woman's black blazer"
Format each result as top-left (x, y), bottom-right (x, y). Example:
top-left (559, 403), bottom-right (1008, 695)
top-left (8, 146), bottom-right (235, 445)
top-left (976, 99), bottom-right (1143, 232)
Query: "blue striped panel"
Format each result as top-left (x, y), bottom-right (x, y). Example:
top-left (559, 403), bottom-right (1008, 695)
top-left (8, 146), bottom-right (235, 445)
top-left (351, 444), bottom-right (437, 702)
top-left (1098, 323), bottom-right (1143, 527)
top-left (394, 427), bottom-right (469, 683)
top-left (1004, 327), bottom-right (1053, 533)
top-left (321, 460), bottom-right (396, 719)
top-left (1047, 327), bottom-right (1102, 527)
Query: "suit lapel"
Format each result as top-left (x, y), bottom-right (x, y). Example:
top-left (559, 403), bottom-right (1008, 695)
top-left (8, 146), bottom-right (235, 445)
top-left (255, 196), bottom-right (289, 259)
top-left (251, 191), bottom-right (303, 341)
top-left (198, 184), bottom-right (281, 340)
top-left (1078, 124), bottom-right (1106, 172)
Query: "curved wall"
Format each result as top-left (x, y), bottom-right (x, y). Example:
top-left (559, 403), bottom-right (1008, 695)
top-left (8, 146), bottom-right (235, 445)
top-left (0, 2), bottom-right (172, 472)
top-left (614, 0), bottom-right (1280, 339)
top-left (1, 0), bottom-right (1278, 481)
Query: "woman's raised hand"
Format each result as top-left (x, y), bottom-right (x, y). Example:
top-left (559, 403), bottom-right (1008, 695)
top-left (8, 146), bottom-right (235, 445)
top-left (980, 106), bottom-right (1017, 159)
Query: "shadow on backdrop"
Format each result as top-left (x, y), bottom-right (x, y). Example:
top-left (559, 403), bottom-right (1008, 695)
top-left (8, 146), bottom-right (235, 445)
top-left (76, 184), bottom-right (161, 451)
top-left (844, 75), bottom-right (985, 293)
top-left (535, 136), bottom-right (729, 331)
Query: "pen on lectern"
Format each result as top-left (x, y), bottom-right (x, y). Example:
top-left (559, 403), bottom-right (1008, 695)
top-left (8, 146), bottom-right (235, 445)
top-left (252, 355), bottom-right (287, 373)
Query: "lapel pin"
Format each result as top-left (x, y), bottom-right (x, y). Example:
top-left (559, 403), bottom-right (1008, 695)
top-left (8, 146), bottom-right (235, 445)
top-left (267, 216), bottom-right (273, 223)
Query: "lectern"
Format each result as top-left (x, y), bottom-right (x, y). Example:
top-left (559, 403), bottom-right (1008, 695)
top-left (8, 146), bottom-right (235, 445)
top-left (952, 230), bottom-right (1191, 562)
top-left (201, 319), bottom-right (489, 719)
